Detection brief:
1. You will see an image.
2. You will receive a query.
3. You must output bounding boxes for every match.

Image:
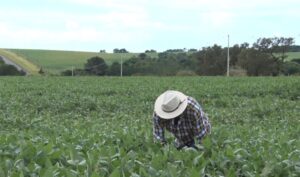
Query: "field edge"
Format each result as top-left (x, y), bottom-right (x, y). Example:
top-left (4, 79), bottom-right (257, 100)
top-left (0, 49), bottom-right (40, 75)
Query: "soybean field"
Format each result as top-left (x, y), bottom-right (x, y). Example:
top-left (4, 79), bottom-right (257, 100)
top-left (0, 77), bottom-right (299, 176)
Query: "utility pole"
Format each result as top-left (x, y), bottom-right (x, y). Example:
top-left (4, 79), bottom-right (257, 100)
top-left (120, 54), bottom-right (123, 77)
top-left (227, 34), bottom-right (230, 77)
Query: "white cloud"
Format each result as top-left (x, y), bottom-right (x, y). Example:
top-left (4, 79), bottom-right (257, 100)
top-left (1, 0), bottom-right (299, 51)
top-left (65, 0), bottom-right (150, 12)
top-left (0, 22), bottom-right (9, 33)
top-left (201, 11), bottom-right (235, 28)
top-left (65, 20), bottom-right (80, 30)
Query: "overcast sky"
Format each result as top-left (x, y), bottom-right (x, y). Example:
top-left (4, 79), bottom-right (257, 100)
top-left (0, 0), bottom-right (299, 52)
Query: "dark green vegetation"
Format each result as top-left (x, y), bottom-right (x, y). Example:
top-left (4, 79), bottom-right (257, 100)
top-left (0, 56), bottom-right (25, 76)
top-left (0, 49), bottom-right (40, 75)
top-left (62, 37), bottom-right (300, 77)
top-left (4, 38), bottom-right (300, 76)
top-left (0, 77), bottom-right (299, 176)
top-left (73, 44), bottom-right (300, 77)
top-left (7, 49), bottom-right (151, 74)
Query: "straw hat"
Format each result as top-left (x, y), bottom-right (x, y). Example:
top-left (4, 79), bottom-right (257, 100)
top-left (154, 90), bottom-right (188, 119)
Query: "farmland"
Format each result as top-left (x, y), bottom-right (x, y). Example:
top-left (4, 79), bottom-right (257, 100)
top-left (0, 77), bottom-right (299, 176)
top-left (286, 52), bottom-right (300, 61)
top-left (2, 49), bottom-right (300, 76)
top-left (7, 49), bottom-right (157, 74)
top-left (0, 49), bottom-right (40, 75)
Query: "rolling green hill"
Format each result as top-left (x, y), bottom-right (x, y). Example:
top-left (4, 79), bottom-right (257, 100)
top-left (3, 48), bottom-right (300, 75)
top-left (286, 52), bottom-right (300, 61)
top-left (0, 49), bottom-right (40, 75)
top-left (8, 49), bottom-right (146, 74)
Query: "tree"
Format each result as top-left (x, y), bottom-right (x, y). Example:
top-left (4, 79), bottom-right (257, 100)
top-left (39, 67), bottom-right (45, 74)
top-left (138, 53), bottom-right (147, 60)
top-left (282, 62), bottom-right (300, 75)
top-left (61, 69), bottom-right (72, 76)
top-left (253, 37), bottom-right (294, 61)
top-left (230, 43), bottom-right (249, 66)
top-left (196, 45), bottom-right (227, 75)
top-left (119, 48), bottom-right (129, 53)
top-left (145, 49), bottom-right (157, 53)
top-left (288, 45), bottom-right (300, 52)
top-left (164, 49), bottom-right (185, 53)
top-left (188, 49), bottom-right (198, 52)
top-left (237, 49), bottom-right (277, 76)
top-left (113, 48), bottom-right (129, 53)
top-left (61, 68), bottom-right (86, 76)
top-left (107, 62), bottom-right (121, 76)
top-left (253, 37), bottom-right (294, 74)
top-left (291, 58), bottom-right (300, 64)
top-left (84, 56), bottom-right (108, 75)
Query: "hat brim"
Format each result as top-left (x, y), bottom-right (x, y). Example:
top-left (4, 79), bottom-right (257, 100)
top-left (154, 90), bottom-right (188, 119)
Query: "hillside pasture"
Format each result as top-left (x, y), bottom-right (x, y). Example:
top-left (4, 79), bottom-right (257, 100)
top-left (0, 49), bottom-right (40, 75)
top-left (286, 52), bottom-right (300, 61)
top-left (8, 49), bottom-right (152, 74)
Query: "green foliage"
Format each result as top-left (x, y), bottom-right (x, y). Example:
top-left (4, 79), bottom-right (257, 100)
top-left (0, 64), bottom-right (26, 76)
top-left (195, 45), bottom-right (227, 75)
top-left (85, 56), bottom-right (108, 76)
top-left (8, 49), bottom-right (139, 74)
top-left (0, 56), bottom-right (4, 64)
top-left (0, 77), bottom-right (299, 176)
top-left (291, 58), bottom-right (300, 64)
top-left (5, 45), bottom-right (300, 76)
top-left (283, 62), bottom-right (300, 75)
top-left (113, 48), bottom-right (129, 53)
top-left (121, 52), bottom-right (198, 76)
top-left (176, 70), bottom-right (197, 76)
top-left (145, 49), bottom-right (157, 53)
top-left (238, 49), bottom-right (278, 76)
top-left (107, 62), bottom-right (121, 76)
top-left (253, 37), bottom-right (294, 62)
top-left (283, 52), bottom-right (300, 61)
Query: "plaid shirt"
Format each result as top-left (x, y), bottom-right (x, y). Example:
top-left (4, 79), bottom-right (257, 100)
top-left (153, 97), bottom-right (211, 147)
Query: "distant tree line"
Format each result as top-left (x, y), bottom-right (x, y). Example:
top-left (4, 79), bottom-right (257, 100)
top-left (113, 48), bottom-right (129, 53)
top-left (0, 56), bottom-right (26, 76)
top-left (145, 49), bottom-right (157, 53)
top-left (62, 37), bottom-right (300, 76)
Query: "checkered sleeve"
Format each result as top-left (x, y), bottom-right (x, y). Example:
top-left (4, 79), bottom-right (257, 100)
top-left (152, 113), bottom-right (166, 143)
top-left (189, 98), bottom-right (208, 143)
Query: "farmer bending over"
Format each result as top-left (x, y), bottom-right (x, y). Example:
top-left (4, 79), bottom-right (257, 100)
top-left (153, 90), bottom-right (211, 150)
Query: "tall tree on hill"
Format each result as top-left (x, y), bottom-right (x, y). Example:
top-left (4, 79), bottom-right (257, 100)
top-left (253, 37), bottom-right (294, 74)
top-left (113, 48), bottom-right (129, 53)
top-left (230, 43), bottom-right (249, 66)
top-left (196, 45), bottom-right (227, 75)
top-left (85, 56), bottom-right (108, 76)
top-left (237, 48), bottom-right (277, 76)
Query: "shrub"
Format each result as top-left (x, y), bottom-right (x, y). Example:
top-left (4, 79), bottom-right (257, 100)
top-left (229, 66), bottom-right (247, 76)
top-left (176, 70), bottom-right (197, 76)
top-left (282, 62), bottom-right (300, 75)
top-left (0, 64), bottom-right (26, 76)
